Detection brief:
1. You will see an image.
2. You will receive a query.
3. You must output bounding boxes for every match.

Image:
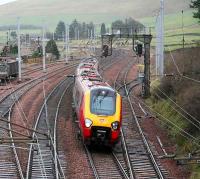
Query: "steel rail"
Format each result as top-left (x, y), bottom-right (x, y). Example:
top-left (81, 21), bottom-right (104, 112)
top-left (84, 145), bottom-right (100, 179)
top-left (0, 62), bottom-right (79, 106)
top-left (8, 108), bottom-right (24, 179)
top-left (0, 63), bottom-right (77, 178)
top-left (1, 63), bottom-right (76, 179)
top-left (112, 56), bottom-right (137, 179)
top-left (21, 62), bottom-right (70, 76)
top-left (111, 151), bottom-right (130, 179)
top-left (114, 70), bottom-right (121, 90)
top-left (113, 59), bottom-right (136, 93)
top-left (119, 128), bottom-right (135, 179)
top-left (124, 66), bottom-right (162, 177)
top-left (26, 77), bottom-right (71, 178)
top-left (0, 117), bottom-right (48, 137)
top-left (53, 82), bottom-right (73, 179)
top-left (123, 74), bottom-right (165, 179)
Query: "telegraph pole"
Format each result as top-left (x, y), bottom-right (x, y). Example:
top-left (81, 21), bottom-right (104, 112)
top-left (88, 28), bottom-right (90, 51)
top-left (17, 17), bottom-right (22, 82)
top-left (160, 0), bottom-right (164, 76)
top-left (62, 32), bottom-right (65, 49)
top-left (156, 15), bottom-right (159, 76)
top-left (91, 29), bottom-right (95, 53)
top-left (156, 0), bottom-right (164, 77)
top-left (65, 24), bottom-right (69, 64)
top-left (68, 24), bottom-right (70, 56)
top-left (75, 27), bottom-right (77, 40)
top-left (78, 29), bottom-right (80, 41)
top-left (42, 23), bottom-right (46, 73)
top-left (182, 10), bottom-right (185, 49)
top-left (93, 25), bottom-right (96, 53)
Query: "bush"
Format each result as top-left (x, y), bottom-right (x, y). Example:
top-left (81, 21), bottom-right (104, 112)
top-left (149, 47), bottom-right (200, 154)
top-left (32, 51), bottom-right (42, 58)
top-left (45, 40), bottom-right (60, 59)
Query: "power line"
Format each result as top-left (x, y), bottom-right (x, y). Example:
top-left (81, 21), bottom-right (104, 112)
top-left (151, 85), bottom-right (200, 130)
top-left (131, 95), bottom-right (200, 147)
top-left (167, 46), bottom-right (200, 84)
top-left (146, 77), bottom-right (200, 131)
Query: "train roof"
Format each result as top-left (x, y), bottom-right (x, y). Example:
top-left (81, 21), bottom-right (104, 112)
top-left (76, 58), bottom-right (113, 92)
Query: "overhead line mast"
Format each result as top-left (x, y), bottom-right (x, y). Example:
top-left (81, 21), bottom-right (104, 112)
top-left (65, 23), bottom-right (69, 64)
top-left (42, 22), bottom-right (46, 73)
top-left (156, 0), bottom-right (164, 77)
top-left (17, 17), bottom-right (22, 82)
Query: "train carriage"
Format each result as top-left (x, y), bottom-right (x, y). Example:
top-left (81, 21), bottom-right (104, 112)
top-left (0, 57), bottom-right (18, 81)
top-left (73, 58), bottom-right (122, 146)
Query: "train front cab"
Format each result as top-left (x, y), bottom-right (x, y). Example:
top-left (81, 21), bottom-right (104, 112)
top-left (80, 88), bottom-right (122, 146)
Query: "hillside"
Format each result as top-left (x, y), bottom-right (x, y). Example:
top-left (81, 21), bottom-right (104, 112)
top-left (0, 0), bottom-right (191, 27)
top-left (148, 47), bottom-right (200, 178)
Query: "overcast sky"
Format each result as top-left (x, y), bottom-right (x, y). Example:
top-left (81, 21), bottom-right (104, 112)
top-left (0, 0), bottom-right (17, 5)
top-left (0, 0), bottom-right (191, 26)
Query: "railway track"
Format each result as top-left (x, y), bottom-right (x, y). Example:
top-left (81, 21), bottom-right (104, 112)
top-left (122, 62), bottom-right (170, 178)
top-left (22, 63), bottom-right (56, 75)
top-left (0, 61), bottom-right (80, 101)
top-left (98, 49), bottom-right (127, 74)
top-left (0, 62), bottom-right (78, 178)
top-left (111, 53), bottom-right (172, 178)
top-left (113, 58), bottom-right (135, 91)
top-left (22, 60), bottom-right (79, 76)
top-left (26, 77), bottom-right (72, 178)
top-left (85, 145), bottom-right (129, 179)
top-left (82, 53), bottom-right (133, 179)
top-left (0, 62), bottom-right (79, 116)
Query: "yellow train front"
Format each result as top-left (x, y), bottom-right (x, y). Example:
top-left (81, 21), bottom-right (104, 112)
top-left (73, 58), bottom-right (122, 147)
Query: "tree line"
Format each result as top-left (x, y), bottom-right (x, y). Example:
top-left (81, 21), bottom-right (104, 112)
top-left (54, 17), bottom-right (145, 40)
top-left (54, 20), bottom-right (95, 40)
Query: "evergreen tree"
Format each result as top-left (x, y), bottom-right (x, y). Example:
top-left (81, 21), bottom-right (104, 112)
top-left (81, 22), bottom-right (87, 39)
top-left (112, 18), bottom-right (144, 34)
top-left (112, 20), bottom-right (124, 29)
top-left (69, 19), bottom-right (79, 39)
top-left (101, 23), bottom-right (106, 35)
top-left (190, 0), bottom-right (200, 21)
top-left (10, 31), bottom-right (17, 39)
top-left (45, 40), bottom-right (60, 59)
top-left (87, 22), bottom-right (94, 38)
top-left (10, 44), bottom-right (18, 54)
top-left (55, 21), bottom-right (65, 40)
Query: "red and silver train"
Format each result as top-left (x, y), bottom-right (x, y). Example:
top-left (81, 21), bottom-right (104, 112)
top-left (72, 57), bottom-right (122, 146)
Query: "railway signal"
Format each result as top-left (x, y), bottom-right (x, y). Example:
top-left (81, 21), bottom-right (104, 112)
top-left (136, 43), bottom-right (143, 57)
top-left (101, 32), bottom-right (152, 97)
top-left (102, 44), bottom-right (109, 57)
top-left (101, 34), bottom-right (113, 57)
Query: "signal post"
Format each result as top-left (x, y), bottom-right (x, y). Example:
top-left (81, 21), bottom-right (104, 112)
top-left (102, 31), bottom-right (152, 98)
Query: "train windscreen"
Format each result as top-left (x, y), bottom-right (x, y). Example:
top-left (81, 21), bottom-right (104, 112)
top-left (90, 89), bottom-right (116, 116)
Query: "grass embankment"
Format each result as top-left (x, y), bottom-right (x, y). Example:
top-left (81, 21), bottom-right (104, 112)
top-left (147, 47), bottom-right (200, 178)
top-left (141, 10), bottom-right (200, 50)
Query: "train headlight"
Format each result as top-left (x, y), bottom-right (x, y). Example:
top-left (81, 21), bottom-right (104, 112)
top-left (85, 118), bottom-right (93, 128)
top-left (111, 121), bottom-right (119, 130)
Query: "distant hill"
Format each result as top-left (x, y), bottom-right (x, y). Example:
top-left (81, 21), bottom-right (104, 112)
top-left (0, 0), bottom-right (191, 28)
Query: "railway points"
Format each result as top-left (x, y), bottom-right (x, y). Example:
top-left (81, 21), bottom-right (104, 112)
top-left (0, 46), bottom-right (191, 178)
top-left (0, 2), bottom-right (198, 176)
